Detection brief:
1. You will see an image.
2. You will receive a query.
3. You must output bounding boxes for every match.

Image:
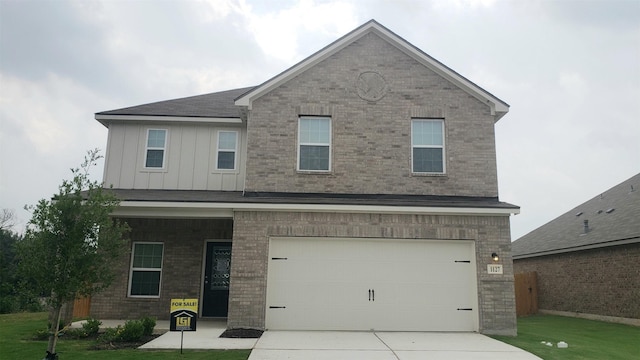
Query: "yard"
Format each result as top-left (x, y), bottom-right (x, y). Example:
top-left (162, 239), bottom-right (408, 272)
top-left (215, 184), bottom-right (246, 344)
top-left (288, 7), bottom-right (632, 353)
top-left (0, 312), bottom-right (250, 360)
top-left (492, 315), bottom-right (640, 360)
top-left (2, 312), bottom-right (638, 360)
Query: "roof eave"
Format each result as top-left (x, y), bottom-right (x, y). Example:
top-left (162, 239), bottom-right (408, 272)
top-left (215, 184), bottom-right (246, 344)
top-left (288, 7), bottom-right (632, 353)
top-left (95, 114), bottom-right (242, 127)
top-left (112, 200), bottom-right (520, 219)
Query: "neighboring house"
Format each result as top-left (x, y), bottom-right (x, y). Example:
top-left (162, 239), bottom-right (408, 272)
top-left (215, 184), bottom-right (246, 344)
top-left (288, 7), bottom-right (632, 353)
top-left (90, 20), bottom-right (519, 336)
top-left (512, 173), bottom-right (640, 324)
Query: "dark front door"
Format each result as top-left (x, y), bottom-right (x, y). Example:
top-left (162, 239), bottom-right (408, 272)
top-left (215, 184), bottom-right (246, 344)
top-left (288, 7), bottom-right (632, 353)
top-left (202, 242), bottom-right (232, 317)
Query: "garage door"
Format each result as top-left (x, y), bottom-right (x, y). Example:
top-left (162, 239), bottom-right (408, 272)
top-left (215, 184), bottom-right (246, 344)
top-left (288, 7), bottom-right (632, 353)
top-left (265, 237), bottom-right (478, 331)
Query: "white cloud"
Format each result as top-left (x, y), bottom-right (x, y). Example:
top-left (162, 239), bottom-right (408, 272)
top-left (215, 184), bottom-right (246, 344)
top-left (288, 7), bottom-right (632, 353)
top-left (242, 0), bottom-right (359, 62)
top-left (0, 73), bottom-right (102, 154)
top-left (557, 71), bottom-right (588, 99)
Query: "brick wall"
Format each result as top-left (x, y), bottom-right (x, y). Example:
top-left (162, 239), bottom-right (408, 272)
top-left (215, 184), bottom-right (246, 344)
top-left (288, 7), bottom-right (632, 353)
top-left (228, 211), bottom-right (516, 335)
top-left (91, 218), bottom-right (232, 320)
top-left (514, 243), bottom-right (640, 319)
top-left (244, 32), bottom-right (499, 197)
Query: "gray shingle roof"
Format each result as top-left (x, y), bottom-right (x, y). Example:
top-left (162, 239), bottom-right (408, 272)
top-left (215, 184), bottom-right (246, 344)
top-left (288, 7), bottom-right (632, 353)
top-left (512, 173), bottom-right (640, 259)
top-left (96, 86), bottom-right (255, 118)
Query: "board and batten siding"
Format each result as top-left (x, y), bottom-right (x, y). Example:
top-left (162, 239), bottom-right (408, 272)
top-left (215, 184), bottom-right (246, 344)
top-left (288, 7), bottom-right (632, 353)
top-left (103, 122), bottom-right (246, 191)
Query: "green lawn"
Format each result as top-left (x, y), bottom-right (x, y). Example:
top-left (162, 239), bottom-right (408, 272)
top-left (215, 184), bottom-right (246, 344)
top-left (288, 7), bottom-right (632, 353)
top-left (0, 312), bottom-right (250, 360)
top-left (493, 315), bottom-right (640, 360)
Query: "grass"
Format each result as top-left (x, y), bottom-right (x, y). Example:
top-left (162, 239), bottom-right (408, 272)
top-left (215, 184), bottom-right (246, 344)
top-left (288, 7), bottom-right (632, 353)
top-left (493, 315), bottom-right (640, 360)
top-left (0, 312), bottom-right (251, 360)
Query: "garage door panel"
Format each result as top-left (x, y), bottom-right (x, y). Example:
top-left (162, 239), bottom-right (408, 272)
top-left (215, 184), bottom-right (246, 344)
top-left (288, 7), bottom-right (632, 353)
top-left (266, 238), bottom-right (478, 331)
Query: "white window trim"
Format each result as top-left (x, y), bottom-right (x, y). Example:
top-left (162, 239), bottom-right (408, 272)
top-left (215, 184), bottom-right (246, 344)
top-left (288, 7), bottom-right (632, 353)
top-left (144, 128), bottom-right (168, 169)
top-left (411, 118), bottom-right (446, 174)
top-left (297, 116), bottom-right (332, 172)
top-left (215, 130), bottom-right (238, 171)
top-left (128, 242), bottom-right (164, 298)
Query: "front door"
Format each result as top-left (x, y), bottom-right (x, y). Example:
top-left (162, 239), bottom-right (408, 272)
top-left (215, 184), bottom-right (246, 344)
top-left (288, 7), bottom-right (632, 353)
top-left (202, 242), bottom-right (232, 317)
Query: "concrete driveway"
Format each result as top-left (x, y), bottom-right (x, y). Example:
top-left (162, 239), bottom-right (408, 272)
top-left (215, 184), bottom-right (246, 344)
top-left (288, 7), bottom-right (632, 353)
top-left (248, 331), bottom-right (542, 360)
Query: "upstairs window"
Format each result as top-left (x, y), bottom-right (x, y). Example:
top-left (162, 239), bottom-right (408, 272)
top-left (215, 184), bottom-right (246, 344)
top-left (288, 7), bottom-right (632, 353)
top-left (298, 116), bottom-right (331, 171)
top-left (129, 242), bottom-right (164, 297)
top-left (145, 129), bottom-right (167, 168)
top-left (216, 131), bottom-right (238, 170)
top-left (412, 119), bottom-right (445, 174)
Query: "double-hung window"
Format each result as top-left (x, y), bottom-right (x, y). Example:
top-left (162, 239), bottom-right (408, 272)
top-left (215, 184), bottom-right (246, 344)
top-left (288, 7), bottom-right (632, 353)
top-left (298, 116), bottom-right (331, 171)
top-left (216, 131), bottom-right (238, 170)
top-left (129, 242), bottom-right (164, 297)
top-left (145, 129), bottom-right (167, 168)
top-left (411, 119), bottom-right (445, 174)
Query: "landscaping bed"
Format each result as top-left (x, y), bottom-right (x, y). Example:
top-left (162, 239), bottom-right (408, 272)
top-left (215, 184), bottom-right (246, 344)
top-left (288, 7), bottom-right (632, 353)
top-left (220, 328), bottom-right (263, 338)
top-left (0, 312), bottom-right (251, 359)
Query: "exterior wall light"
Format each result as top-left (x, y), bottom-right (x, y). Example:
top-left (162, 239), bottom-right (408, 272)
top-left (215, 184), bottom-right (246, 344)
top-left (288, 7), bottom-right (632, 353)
top-left (491, 252), bottom-right (499, 262)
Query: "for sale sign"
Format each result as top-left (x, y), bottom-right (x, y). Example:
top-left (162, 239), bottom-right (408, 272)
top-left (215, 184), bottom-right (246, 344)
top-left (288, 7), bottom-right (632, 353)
top-left (170, 298), bottom-right (198, 331)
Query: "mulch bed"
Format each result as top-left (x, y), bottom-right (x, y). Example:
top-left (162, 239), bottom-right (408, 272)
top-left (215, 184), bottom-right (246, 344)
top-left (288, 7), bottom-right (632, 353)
top-left (89, 334), bottom-right (161, 350)
top-left (219, 328), bottom-right (263, 338)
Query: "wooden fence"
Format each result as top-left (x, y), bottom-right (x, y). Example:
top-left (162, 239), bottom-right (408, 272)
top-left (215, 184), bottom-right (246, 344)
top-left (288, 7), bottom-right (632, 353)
top-left (72, 296), bottom-right (91, 318)
top-left (514, 271), bottom-right (538, 316)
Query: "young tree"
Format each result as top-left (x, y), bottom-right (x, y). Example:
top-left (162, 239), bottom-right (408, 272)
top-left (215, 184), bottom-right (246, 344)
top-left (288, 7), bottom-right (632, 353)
top-left (17, 149), bottom-right (129, 359)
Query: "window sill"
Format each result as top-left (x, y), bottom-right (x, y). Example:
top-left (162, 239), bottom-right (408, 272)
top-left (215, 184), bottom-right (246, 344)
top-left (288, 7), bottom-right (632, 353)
top-left (296, 170), bottom-right (333, 175)
top-left (411, 172), bottom-right (447, 177)
top-left (128, 295), bottom-right (161, 299)
top-left (212, 169), bottom-right (239, 174)
top-left (140, 168), bottom-right (168, 173)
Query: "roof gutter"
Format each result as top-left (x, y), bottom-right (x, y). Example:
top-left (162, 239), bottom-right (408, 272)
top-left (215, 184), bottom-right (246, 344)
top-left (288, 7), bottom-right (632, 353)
top-left (94, 114), bottom-right (242, 127)
top-left (111, 200), bottom-right (520, 218)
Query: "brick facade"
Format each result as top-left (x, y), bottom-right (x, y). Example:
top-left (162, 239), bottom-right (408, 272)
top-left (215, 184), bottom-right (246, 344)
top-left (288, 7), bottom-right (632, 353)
top-left (228, 211), bottom-right (516, 336)
top-left (93, 22), bottom-right (517, 335)
top-left (91, 218), bottom-right (232, 320)
top-left (514, 243), bottom-right (640, 319)
top-left (244, 32), bottom-right (499, 198)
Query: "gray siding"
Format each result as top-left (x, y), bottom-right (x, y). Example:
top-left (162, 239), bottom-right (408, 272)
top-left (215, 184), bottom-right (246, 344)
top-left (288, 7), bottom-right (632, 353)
top-left (103, 122), bottom-right (246, 191)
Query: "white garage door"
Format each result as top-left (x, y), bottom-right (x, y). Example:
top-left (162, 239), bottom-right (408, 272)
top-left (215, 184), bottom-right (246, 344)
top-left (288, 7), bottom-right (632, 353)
top-left (265, 237), bottom-right (478, 331)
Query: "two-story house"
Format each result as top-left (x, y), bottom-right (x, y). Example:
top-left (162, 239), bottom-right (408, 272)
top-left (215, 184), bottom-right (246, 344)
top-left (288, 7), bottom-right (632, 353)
top-left (91, 20), bottom-right (519, 336)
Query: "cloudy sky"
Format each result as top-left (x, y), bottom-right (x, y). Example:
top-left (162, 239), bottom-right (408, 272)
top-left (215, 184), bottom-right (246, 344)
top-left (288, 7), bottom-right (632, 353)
top-left (1, 0), bottom-right (639, 239)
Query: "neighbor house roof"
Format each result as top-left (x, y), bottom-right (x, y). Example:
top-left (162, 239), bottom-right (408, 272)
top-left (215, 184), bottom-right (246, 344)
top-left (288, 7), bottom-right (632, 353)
top-left (512, 173), bottom-right (640, 259)
top-left (95, 86), bottom-right (255, 126)
top-left (235, 19), bottom-right (510, 121)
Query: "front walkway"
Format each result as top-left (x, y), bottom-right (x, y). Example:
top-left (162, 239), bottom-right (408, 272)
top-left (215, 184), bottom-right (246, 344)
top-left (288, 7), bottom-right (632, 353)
top-left (72, 318), bottom-right (257, 349)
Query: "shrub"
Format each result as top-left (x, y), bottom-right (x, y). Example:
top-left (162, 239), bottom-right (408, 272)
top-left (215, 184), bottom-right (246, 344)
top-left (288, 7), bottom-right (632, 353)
top-left (64, 327), bottom-right (88, 339)
top-left (82, 318), bottom-right (101, 336)
top-left (119, 320), bottom-right (144, 342)
top-left (98, 326), bottom-right (121, 343)
top-left (32, 328), bottom-right (50, 340)
top-left (140, 316), bottom-right (156, 336)
top-left (97, 316), bottom-right (155, 344)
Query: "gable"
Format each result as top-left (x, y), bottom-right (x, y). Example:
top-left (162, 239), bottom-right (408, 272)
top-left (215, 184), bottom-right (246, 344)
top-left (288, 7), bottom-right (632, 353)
top-left (235, 20), bottom-right (509, 121)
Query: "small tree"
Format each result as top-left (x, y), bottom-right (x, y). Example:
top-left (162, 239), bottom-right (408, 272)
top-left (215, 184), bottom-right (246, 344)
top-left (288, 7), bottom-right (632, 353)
top-left (17, 149), bottom-right (129, 358)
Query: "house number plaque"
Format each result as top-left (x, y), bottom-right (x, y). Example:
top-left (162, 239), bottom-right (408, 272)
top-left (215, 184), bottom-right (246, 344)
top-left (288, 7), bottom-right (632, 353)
top-left (487, 264), bottom-right (503, 274)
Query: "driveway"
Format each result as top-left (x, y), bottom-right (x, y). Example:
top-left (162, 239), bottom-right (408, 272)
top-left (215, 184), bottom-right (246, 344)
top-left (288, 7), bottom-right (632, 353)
top-left (248, 331), bottom-right (542, 360)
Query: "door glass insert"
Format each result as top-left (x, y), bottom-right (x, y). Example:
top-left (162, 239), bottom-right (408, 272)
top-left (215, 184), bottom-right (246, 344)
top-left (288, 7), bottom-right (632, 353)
top-left (210, 248), bottom-right (231, 290)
